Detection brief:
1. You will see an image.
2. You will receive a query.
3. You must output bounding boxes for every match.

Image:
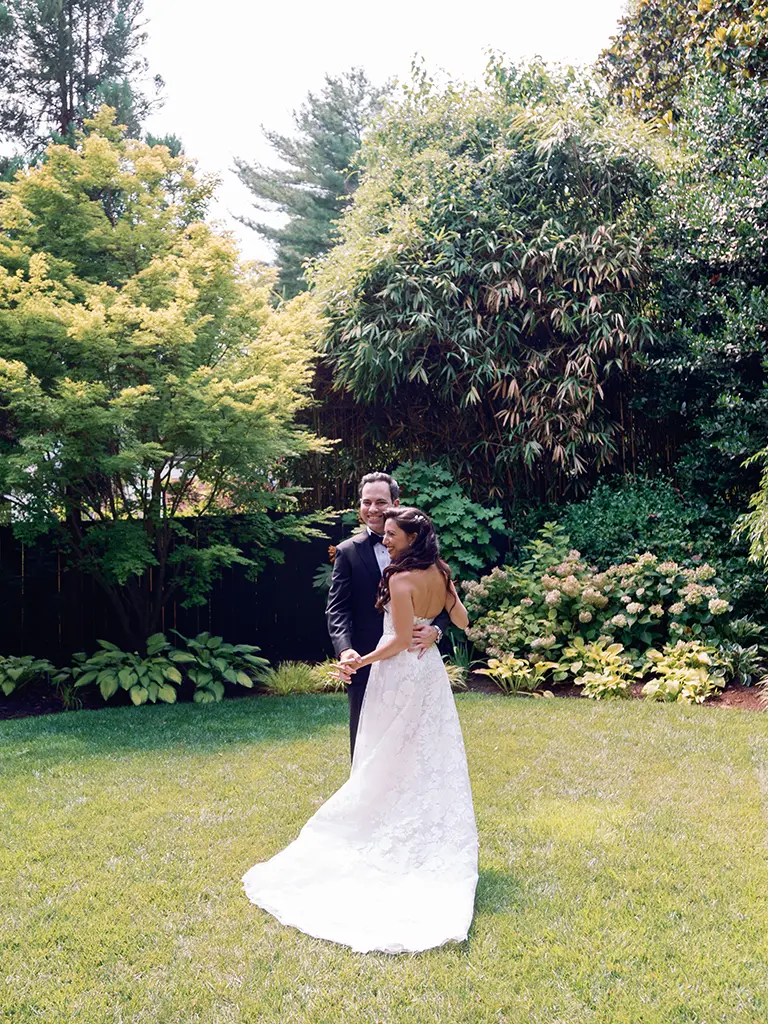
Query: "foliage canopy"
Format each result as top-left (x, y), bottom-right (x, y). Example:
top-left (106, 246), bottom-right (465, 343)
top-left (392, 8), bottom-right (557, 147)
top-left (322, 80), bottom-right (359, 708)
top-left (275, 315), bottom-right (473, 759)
top-left (235, 68), bottom-right (388, 299)
top-left (0, 109), bottom-right (329, 648)
top-left (312, 60), bottom-right (662, 498)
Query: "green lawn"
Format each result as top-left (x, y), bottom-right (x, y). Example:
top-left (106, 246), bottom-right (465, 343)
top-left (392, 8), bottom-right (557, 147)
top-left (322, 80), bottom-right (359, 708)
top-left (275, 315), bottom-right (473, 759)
top-left (2, 695), bottom-right (768, 1024)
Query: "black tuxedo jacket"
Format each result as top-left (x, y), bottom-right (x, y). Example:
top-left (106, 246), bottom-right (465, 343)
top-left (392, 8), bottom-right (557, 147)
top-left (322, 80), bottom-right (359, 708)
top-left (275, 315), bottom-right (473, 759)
top-left (325, 531), bottom-right (451, 676)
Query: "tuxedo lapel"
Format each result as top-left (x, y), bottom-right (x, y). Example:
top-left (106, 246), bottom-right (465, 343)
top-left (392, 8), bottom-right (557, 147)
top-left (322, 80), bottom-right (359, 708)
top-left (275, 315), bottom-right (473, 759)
top-left (353, 532), bottom-right (382, 584)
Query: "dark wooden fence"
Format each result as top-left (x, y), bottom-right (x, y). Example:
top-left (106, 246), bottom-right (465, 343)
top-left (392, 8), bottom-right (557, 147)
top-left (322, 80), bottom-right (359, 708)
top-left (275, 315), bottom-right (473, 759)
top-left (0, 523), bottom-right (347, 667)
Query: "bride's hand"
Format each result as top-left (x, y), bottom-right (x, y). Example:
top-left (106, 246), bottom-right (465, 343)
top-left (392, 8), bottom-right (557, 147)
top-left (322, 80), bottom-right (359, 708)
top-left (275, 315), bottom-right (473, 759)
top-left (334, 661), bottom-right (355, 683)
top-left (334, 651), bottom-right (364, 681)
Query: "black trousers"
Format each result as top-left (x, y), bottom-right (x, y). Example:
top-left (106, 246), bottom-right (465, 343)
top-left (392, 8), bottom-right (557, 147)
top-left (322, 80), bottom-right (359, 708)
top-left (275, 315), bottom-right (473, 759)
top-left (347, 666), bottom-right (371, 761)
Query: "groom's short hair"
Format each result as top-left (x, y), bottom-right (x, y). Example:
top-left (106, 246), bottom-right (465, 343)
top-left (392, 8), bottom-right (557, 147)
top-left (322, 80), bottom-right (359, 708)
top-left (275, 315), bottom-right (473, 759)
top-left (358, 472), bottom-right (399, 502)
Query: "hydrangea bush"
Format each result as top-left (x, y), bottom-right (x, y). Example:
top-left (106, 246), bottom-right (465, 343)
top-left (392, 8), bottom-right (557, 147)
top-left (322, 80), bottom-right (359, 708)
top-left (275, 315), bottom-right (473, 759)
top-left (463, 522), bottom-right (750, 701)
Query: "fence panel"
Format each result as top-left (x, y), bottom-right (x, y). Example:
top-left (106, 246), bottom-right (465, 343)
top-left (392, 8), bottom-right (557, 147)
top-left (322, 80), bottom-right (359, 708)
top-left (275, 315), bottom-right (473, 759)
top-left (0, 525), bottom-right (345, 667)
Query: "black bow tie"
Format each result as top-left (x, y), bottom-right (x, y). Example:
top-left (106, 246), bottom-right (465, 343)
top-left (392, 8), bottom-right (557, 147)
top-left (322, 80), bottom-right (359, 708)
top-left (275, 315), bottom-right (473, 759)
top-left (369, 532), bottom-right (385, 546)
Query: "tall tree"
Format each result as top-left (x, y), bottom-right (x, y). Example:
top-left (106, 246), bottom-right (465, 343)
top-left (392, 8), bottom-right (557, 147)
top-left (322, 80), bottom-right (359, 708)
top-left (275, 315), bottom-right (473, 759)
top-left (234, 67), bottom-right (389, 299)
top-left (310, 61), bottom-right (660, 500)
top-left (598, 0), bottom-right (768, 119)
top-left (631, 70), bottom-right (768, 605)
top-left (0, 109), bottom-right (329, 650)
top-left (0, 0), bottom-right (161, 150)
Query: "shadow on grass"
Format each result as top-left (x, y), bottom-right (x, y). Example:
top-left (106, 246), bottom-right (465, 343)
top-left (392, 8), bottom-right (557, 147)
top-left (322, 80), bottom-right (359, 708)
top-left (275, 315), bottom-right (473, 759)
top-left (0, 693), bottom-right (349, 769)
top-left (474, 867), bottom-right (525, 916)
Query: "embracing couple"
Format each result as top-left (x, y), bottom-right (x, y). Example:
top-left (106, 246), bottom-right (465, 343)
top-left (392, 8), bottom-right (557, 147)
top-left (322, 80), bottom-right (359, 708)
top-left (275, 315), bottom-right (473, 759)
top-left (242, 472), bottom-right (478, 954)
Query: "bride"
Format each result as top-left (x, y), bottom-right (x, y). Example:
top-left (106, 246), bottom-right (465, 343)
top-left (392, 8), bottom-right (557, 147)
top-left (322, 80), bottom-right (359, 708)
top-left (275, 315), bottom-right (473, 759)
top-left (242, 506), bottom-right (478, 954)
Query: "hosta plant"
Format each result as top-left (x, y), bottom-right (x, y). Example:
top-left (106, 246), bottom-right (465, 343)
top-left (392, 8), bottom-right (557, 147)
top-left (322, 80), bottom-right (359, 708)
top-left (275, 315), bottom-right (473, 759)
top-left (0, 655), bottom-right (56, 696)
top-left (713, 618), bottom-right (767, 686)
top-left (68, 635), bottom-right (186, 705)
top-left (173, 632), bottom-right (270, 703)
top-left (641, 641), bottom-right (727, 705)
top-left (562, 637), bottom-right (635, 700)
top-left (476, 656), bottom-right (556, 697)
top-left (714, 641), bottom-right (767, 687)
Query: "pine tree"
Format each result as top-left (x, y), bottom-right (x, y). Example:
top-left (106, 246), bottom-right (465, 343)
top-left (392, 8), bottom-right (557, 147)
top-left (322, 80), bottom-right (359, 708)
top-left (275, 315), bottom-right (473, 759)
top-left (0, 0), bottom-right (161, 151)
top-left (234, 67), bottom-right (389, 298)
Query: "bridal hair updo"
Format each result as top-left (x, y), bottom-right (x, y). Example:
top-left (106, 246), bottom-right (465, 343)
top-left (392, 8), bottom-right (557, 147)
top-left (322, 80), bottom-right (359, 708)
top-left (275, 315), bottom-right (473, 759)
top-left (375, 506), bottom-right (455, 612)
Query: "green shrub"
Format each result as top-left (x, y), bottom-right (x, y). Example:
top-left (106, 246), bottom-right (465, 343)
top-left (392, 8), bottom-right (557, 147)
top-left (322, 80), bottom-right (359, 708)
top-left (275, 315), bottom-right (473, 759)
top-left (66, 635), bottom-right (186, 706)
top-left (64, 632), bottom-right (269, 706)
top-left (714, 641), bottom-right (767, 687)
top-left (560, 477), bottom-right (768, 624)
top-left (641, 641), bottom-right (727, 704)
top-left (464, 522), bottom-right (734, 669)
top-left (310, 659), bottom-right (348, 693)
top-left (394, 461), bottom-right (508, 579)
top-left (173, 632), bottom-right (269, 704)
top-left (558, 477), bottom-right (705, 566)
top-left (312, 561), bottom-right (334, 592)
top-left (313, 511), bottom-right (362, 594)
top-left (263, 662), bottom-right (320, 695)
top-left (443, 659), bottom-right (469, 691)
top-left (0, 655), bottom-right (55, 697)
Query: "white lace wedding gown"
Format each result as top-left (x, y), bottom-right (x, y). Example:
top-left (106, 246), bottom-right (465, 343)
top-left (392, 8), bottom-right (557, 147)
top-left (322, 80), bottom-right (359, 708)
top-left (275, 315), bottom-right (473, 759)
top-left (242, 611), bottom-right (478, 954)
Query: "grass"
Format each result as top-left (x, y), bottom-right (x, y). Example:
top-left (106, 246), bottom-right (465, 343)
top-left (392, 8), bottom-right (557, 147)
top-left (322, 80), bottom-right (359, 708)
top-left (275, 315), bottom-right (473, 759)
top-left (2, 695), bottom-right (768, 1023)
top-left (261, 660), bottom-right (321, 695)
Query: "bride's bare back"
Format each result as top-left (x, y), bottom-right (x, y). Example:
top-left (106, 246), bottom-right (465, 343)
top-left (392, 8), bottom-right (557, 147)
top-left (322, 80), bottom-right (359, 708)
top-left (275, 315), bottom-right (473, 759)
top-left (408, 565), bottom-right (462, 621)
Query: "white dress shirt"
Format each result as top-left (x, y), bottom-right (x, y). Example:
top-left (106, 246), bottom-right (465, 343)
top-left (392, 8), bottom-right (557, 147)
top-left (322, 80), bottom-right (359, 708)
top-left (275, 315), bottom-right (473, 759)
top-left (367, 527), bottom-right (391, 574)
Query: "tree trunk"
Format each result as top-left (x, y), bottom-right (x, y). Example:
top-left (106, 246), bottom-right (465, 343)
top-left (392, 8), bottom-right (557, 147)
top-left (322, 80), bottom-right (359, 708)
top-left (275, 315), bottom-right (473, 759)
top-left (67, 0), bottom-right (74, 131)
top-left (57, 3), bottom-right (70, 136)
top-left (83, 1), bottom-right (91, 110)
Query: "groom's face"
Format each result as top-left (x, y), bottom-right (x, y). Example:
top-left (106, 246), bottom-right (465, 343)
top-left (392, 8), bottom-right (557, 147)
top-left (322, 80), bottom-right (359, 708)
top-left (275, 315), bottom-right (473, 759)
top-left (359, 481), bottom-right (397, 535)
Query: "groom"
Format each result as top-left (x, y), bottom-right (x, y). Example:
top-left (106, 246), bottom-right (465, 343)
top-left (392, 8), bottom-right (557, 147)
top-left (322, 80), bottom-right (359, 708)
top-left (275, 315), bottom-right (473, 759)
top-left (326, 471), bottom-right (451, 759)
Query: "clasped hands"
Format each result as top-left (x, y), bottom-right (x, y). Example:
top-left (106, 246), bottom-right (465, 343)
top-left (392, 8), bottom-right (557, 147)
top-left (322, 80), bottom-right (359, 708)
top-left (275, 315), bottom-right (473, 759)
top-left (335, 624), bottom-right (440, 683)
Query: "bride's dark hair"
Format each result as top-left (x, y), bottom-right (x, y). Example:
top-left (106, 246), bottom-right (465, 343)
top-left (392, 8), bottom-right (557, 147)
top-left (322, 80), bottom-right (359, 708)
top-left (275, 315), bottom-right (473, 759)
top-left (375, 506), bottom-right (455, 611)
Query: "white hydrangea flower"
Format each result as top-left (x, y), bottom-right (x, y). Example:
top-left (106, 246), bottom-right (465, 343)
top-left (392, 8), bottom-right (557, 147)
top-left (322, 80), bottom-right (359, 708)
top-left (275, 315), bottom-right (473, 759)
top-left (531, 634), bottom-right (556, 650)
top-left (561, 575), bottom-right (581, 598)
top-left (695, 565), bottom-right (717, 582)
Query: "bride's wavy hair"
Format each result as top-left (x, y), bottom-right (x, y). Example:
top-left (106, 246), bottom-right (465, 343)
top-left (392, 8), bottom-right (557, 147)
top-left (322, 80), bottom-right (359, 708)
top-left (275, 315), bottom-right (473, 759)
top-left (375, 506), bottom-right (454, 611)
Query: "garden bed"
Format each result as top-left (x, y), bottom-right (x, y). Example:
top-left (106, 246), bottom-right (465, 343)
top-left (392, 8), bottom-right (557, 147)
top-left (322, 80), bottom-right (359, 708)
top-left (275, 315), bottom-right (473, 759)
top-left (3, 671), bottom-right (765, 721)
top-left (463, 672), bottom-right (765, 710)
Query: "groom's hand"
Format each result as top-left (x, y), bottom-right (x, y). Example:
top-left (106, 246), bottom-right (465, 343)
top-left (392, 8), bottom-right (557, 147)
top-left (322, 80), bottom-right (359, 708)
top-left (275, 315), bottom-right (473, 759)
top-left (337, 649), bottom-right (360, 683)
top-left (409, 625), bottom-right (440, 660)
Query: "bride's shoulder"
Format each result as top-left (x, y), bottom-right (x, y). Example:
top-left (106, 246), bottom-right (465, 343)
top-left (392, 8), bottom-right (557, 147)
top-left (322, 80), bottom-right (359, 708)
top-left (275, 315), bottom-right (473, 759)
top-left (389, 571), bottom-right (415, 591)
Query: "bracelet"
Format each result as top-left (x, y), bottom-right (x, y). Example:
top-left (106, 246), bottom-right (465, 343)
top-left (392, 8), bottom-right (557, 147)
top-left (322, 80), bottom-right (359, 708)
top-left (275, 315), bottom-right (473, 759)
top-left (433, 625), bottom-right (443, 644)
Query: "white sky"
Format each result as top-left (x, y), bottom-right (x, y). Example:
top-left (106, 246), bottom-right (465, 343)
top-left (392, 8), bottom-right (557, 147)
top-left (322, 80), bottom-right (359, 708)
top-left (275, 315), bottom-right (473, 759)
top-left (142, 0), bottom-right (627, 262)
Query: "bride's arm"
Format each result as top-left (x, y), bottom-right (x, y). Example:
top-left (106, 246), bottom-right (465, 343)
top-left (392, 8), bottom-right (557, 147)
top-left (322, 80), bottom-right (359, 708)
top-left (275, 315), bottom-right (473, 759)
top-left (355, 575), bottom-right (414, 668)
top-left (446, 580), bottom-right (469, 630)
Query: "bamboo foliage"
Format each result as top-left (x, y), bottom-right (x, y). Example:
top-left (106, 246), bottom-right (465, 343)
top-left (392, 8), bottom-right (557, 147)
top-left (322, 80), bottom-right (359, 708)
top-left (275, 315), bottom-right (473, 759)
top-left (310, 61), bottom-right (662, 498)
